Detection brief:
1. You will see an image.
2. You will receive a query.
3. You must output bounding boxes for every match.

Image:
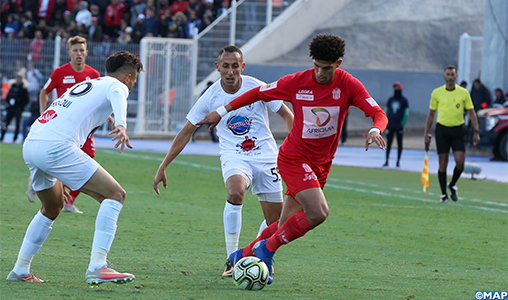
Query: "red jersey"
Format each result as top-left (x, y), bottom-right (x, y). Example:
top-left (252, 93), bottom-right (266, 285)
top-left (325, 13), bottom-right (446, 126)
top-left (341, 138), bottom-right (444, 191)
top-left (43, 63), bottom-right (100, 97)
top-left (232, 68), bottom-right (386, 164)
top-left (104, 2), bottom-right (128, 27)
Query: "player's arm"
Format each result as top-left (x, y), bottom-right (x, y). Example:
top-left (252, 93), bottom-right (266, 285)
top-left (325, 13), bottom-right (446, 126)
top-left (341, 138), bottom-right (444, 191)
top-left (196, 87), bottom-right (260, 130)
top-left (109, 88), bottom-right (131, 153)
top-left (467, 108), bottom-right (481, 146)
top-left (153, 120), bottom-right (197, 194)
top-left (276, 103), bottom-right (294, 132)
top-left (424, 109), bottom-right (436, 148)
top-left (39, 89), bottom-right (50, 115)
top-left (365, 109), bottom-right (388, 151)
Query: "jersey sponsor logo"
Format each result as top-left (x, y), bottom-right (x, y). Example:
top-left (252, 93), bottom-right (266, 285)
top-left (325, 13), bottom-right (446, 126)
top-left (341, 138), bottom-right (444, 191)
top-left (302, 106), bottom-right (339, 139)
top-left (298, 90), bottom-right (313, 94)
top-left (259, 81), bottom-right (277, 91)
top-left (63, 75), bottom-right (76, 84)
top-left (296, 94), bottom-right (314, 101)
top-left (43, 78), bottom-right (52, 89)
top-left (236, 136), bottom-right (260, 153)
top-left (38, 110), bottom-right (58, 123)
top-left (365, 97), bottom-right (379, 107)
top-left (227, 115), bottom-right (252, 135)
top-left (332, 88), bottom-right (341, 100)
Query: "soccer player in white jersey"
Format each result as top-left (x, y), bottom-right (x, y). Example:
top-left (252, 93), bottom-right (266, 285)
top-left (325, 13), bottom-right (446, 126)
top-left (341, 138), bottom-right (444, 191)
top-left (152, 45), bottom-right (294, 277)
top-left (7, 51), bottom-right (143, 285)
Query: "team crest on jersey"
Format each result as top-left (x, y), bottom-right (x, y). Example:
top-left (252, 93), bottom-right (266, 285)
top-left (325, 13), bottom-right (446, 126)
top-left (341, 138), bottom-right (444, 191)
top-left (332, 88), bottom-right (341, 100)
top-left (227, 115), bottom-right (252, 135)
top-left (237, 136), bottom-right (260, 152)
top-left (259, 81), bottom-right (277, 91)
top-left (365, 97), bottom-right (379, 107)
top-left (38, 110), bottom-right (58, 123)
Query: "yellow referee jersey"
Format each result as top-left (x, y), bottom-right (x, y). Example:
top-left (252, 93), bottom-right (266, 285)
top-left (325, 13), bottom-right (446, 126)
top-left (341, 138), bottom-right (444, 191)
top-left (429, 84), bottom-right (474, 127)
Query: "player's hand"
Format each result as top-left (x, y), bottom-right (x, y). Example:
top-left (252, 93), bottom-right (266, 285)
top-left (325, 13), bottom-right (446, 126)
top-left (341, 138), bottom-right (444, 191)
top-left (109, 125), bottom-right (133, 153)
top-left (107, 116), bottom-right (115, 128)
top-left (424, 134), bottom-right (432, 151)
top-left (196, 111), bottom-right (221, 131)
top-left (365, 131), bottom-right (386, 151)
top-left (153, 168), bottom-right (167, 195)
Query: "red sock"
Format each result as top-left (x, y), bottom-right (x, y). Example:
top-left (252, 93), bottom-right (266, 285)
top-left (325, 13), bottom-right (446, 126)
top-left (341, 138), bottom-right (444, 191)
top-left (66, 190), bottom-right (80, 205)
top-left (266, 212), bottom-right (313, 252)
top-left (242, 220), bottom-right (279, 257)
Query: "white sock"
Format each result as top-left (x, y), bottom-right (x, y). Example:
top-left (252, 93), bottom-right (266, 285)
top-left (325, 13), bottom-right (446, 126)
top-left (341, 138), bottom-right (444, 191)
top-left (88, 199), bottom-right (123, 272)
top-left (256, 219), bottom-right (268, 238)
top-left (13, 211), bottom-right (54, 276)
top-left (223, 201), bottom-right (242, 257)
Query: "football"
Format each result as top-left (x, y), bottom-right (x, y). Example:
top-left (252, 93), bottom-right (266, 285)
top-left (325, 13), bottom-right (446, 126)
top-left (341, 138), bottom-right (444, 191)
top-left (232, 256), bottom-right (269, 290)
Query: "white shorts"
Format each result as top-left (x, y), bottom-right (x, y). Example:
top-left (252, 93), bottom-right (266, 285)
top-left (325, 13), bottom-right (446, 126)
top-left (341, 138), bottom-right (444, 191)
top-left (221, 157), bottom-right (283, 201)
top-left (23, 140), bottom-right (99, 192)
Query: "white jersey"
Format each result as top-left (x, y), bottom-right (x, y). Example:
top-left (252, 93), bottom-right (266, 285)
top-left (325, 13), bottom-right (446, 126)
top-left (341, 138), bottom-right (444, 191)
top-left (27, 76), bottom-right (129, 148)
top-left (187, 75), bottom-right (283, 162)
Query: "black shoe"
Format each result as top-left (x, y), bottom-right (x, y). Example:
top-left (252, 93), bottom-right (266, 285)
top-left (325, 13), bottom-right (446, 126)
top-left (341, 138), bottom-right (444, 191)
top-left (448, 184), bottom-right (458, 202)
top-left (396, 161), bottom-right (400, 167)
top-left (383, 162), bottom-right (388, 167)
top-left (440, 194), bottom-right (449, 203)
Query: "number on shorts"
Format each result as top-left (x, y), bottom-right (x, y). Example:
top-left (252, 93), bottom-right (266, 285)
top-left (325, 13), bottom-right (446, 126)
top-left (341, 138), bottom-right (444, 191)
top-left (270, 167), bottom-right (281, 182)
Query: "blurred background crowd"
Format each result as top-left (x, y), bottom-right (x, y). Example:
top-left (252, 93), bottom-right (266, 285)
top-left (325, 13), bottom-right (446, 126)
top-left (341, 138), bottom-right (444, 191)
top-left (1, 0), bottom-right (230, 43)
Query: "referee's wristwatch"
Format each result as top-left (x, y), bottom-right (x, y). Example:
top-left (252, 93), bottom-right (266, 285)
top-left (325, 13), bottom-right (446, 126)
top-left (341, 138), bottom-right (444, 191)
top-left (474, 129), bottom-right (480, 134)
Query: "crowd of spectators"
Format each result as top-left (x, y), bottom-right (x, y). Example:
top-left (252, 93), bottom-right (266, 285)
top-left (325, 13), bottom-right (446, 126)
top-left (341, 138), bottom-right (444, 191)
top-left (1, 0), bottom-right (231, 44)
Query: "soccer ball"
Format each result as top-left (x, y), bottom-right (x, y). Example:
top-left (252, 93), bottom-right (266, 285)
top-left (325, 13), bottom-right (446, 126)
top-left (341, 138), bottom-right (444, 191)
top-left (232, 256), bottom-right (269, 290)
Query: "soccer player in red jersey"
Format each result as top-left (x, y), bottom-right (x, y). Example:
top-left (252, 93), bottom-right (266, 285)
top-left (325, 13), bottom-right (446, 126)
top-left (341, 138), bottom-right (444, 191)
top-left (26, 36), bottom-right (101, 213)
top-left (198, 34), bottom-right (388, 284)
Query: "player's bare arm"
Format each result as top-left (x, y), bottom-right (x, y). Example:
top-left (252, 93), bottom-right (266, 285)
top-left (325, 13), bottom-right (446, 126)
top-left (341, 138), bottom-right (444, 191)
top-left (197, 103), bottom-right (233, 130)
top-left (109, 125), bottom-right (132, 153)
top-left (276, 104), bottom-right (294, 132)
top-left (153, 121), bottom-right (197, 194)
top-left (39, 89), bottom-right (50, 115)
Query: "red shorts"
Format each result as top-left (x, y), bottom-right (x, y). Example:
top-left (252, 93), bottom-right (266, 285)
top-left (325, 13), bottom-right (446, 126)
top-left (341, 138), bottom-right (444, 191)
top-left (277, 153), bottom-right (331, 198)
top-left (81, 135), bottom-right (96, 158)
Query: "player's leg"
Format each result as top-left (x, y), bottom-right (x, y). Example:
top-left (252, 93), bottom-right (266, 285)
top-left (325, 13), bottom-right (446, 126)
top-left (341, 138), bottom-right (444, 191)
top-left (221, 159), bottom-right (251, 276)
top-left (8, 142), bottom-right (64, 282)
top-left (64, 137), bottom-right (96, 213)
top-left (78, 166), bottom-right (134, 285)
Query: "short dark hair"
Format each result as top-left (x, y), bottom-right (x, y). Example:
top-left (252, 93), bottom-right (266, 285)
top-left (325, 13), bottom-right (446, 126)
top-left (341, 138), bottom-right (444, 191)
top-left (309, 34), bottom-right (346, 62)
top-left (105, 51), bottom-right (144, 74)
top-left (218, 45), bottom-right (243, 62)
top-left (445, 65), bottom-right (457, 72)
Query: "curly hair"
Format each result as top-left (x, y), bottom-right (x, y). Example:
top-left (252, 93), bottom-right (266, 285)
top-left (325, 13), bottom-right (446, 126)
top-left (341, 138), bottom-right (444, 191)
top-left (309, 34), bottom-right (346, 62)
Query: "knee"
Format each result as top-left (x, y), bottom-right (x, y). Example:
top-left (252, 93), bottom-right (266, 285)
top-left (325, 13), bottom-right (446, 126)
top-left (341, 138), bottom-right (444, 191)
top-left (307, 208), bottom-right (329, 228)
top-left (41, 206), bottom-right (61, 220)
top-left (109, 188), bottom-right (126, 204)
top-left (227, 190), bottom-right (244, 205)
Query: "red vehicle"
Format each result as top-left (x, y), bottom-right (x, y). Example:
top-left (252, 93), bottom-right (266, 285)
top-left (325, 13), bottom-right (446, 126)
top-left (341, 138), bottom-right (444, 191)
top-left (477, 107), bottom-right (508, 161)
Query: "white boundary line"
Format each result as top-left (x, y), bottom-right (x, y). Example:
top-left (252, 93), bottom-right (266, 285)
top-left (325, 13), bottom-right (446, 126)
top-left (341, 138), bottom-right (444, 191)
top-left (102, 150), bottom-right (507, 214)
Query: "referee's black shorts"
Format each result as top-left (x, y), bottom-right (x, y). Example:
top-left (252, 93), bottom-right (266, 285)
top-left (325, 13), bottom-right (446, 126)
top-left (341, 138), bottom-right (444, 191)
top-left (435, 123), bottom-right (467, 154)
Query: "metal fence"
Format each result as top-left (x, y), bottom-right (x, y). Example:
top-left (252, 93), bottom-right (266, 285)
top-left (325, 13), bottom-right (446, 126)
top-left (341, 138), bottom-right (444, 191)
top-left (1, 0), bottom-right (298, 137)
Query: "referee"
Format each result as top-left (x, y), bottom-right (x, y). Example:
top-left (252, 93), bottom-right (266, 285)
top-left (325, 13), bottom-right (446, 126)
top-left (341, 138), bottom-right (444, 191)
top-left (424, 65), bottom-right (480, 203)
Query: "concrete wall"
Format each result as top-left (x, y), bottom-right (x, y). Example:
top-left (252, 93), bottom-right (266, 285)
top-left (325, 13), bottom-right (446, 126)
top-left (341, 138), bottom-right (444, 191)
top-left (481, 0), bottom-right (508, 94)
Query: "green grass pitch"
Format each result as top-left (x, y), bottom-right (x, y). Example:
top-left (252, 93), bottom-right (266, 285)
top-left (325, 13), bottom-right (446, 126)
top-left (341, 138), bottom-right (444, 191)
top-left (1, 143), bottom-right (506, 299)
